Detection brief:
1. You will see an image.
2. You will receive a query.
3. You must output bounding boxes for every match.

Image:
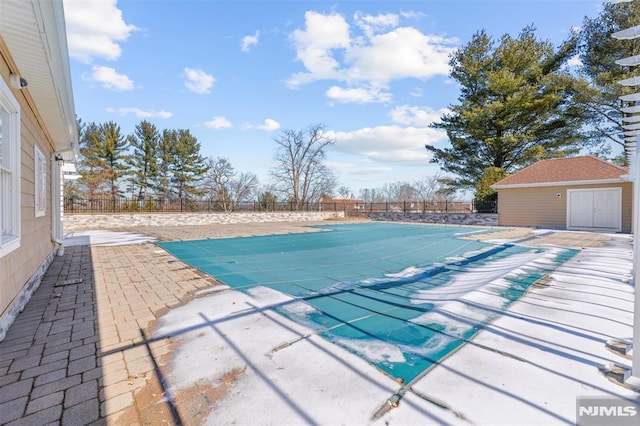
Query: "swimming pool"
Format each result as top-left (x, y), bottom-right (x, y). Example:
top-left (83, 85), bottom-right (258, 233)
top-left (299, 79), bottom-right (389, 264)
top-left (158, 223), bottom-right (577, 384)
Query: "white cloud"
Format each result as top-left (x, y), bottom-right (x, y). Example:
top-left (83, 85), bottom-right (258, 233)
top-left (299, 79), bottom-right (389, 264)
top-left (390, 105), bottom-right (449, 126)
top-left (184, 68), bottom-right (215, 94)
top-left (287, 11), bottom-right (351, 87)
top-left (248, 119), bottom-right (281, 131)
top-left (353, 12), bottom-right (399, 38)
top-left (241, 31), bottom-right (260, 52)
top-left (286, 11), bottom-right (457, 102)
top-left (63, 0), bottom-right (137, 63)
top-left (326, 125), bottom-right (446, 166)
top-left (204, 116), bottom-right (233, 129)
top-left (90, 66), bottom-right (134, 91)
top-left (326, 86), bottom-right (391, 104)
top-left (106, 107), bottom-right (172, 119)
top-left (409, 88), bottom-right (423, 98)
top-left (326, 161), bottom-right (392, 176)
top-left (345, 28), bottom-right (455, 82)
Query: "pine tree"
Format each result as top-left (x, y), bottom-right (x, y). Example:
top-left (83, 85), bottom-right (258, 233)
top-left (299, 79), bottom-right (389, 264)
top-left (427, 26), bottom-right (585, 191)
top-left (100, 121), bottom-right (129, 206)
top-left (576, 0), bottom-right (640, 162)
top-left (126, 120), bottom-right (159, 200)
top-left (78, 121), bottom-right (109, 197)
top-left (170, 129), bottom-right (207, 204)
top-left (157, 129), bottom-right (176, 204)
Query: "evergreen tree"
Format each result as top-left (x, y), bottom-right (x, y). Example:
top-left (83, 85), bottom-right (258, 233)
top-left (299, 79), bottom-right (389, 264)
top-left (576, 0), bottom-right (640, 162)
top-left (100, 121), bottom-right (129, 205)
top-left (475, 167), bottom-right (508, 212)
top-left (126, 120), bottom-right (159, 200)
top-left (258, 191), bottom-right (278, 212)
top-left (426, 26), bottom-right (585, 190)
top-left (157, 129), bottom-right (177, 203)
top-left (78, 121), bottom-right (109, 197)
top-left (170, 129), bottom-right (207, 203)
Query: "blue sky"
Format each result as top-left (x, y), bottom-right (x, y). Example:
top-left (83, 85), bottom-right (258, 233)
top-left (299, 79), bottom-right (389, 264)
top-left (62, 0), bottom-right (606, 196)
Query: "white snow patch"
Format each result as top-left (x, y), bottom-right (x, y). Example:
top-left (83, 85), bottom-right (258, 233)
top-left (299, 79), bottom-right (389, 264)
top-left (334, 337), bottom-right (406, 363)
top-left (63, 230), bottom-right (156, 246)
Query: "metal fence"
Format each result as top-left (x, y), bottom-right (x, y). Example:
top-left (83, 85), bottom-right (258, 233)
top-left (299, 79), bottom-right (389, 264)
top-left (63, 197), bottom-right (497, 214)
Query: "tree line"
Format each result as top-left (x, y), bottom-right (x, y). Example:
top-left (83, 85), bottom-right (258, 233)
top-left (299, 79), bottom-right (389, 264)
top-left (69, 2), bottom-right (638, 208)
top-left (68, 121), bottom-right (343, 211)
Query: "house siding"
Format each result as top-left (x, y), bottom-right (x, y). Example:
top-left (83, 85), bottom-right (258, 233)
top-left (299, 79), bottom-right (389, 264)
top-left (497, 182), bottom-right (633, 233)
top-left (0, 46), bottom-right (56, 333)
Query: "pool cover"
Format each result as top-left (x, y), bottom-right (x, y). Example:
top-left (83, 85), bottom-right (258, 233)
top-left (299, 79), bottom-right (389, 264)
top-left (158, 223), bottom-right (577, 384)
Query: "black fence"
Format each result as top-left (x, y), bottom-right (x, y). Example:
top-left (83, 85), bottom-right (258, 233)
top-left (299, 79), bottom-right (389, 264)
top-left (63, 197), bottom-right (497, 214)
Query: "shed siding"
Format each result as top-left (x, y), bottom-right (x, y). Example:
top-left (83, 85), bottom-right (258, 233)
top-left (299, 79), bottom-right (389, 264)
top-left (497, 182), bottom-right (632, 233)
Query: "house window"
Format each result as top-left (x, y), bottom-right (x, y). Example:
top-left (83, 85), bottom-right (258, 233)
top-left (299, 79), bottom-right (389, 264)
top-left (0, 77), bottom-right (21, 257)
top-left (34, 145), bottom-right (46, 217)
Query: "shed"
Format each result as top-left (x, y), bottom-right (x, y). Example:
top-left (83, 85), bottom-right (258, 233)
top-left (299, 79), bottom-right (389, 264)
top-left (492, 156), bottom-right (632, 233)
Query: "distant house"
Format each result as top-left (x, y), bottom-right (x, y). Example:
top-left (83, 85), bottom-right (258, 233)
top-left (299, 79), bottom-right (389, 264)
top-left (321, 197), bottom-right (365, 211)
top-left (0, 0), bottom-right (78, 339)
top-left (492, 156), bottom-right (632, 233)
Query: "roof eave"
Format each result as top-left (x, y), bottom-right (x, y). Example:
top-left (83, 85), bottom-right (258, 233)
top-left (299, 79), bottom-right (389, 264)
top-left (34, 0), bottom-right (78, 154)
top-left (1, 0), bottom-right (78, 155)
top-left (493, 177), bottom-right (631, 190)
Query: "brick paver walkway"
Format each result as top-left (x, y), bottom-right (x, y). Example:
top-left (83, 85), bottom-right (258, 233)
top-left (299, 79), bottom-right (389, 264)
top-left (0, 242), bottom-right (217, 425)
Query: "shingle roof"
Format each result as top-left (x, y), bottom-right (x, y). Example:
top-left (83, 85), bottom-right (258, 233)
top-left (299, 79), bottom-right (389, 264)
top-left (493, 156), bottom-right (629, 187)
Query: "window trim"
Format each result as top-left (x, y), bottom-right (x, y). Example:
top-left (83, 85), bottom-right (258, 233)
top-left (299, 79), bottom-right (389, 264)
top-left (34, 144), bottom-right (46, 217)
top-left (0, 76), bottom-right (21, 258)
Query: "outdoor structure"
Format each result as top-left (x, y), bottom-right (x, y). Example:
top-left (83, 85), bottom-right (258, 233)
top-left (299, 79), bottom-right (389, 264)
top-left (321, 196), bottom-right (365, 212)
top-left (611, 0), bottom-right (640, 391)
top-left (0, 0), bottom-right (78, 339)
top-left (492, 156), bottom-right (632, 233)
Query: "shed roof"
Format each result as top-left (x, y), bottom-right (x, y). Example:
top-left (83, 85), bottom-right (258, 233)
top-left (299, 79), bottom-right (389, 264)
top-left (493, 156), bottom-right (629, 188)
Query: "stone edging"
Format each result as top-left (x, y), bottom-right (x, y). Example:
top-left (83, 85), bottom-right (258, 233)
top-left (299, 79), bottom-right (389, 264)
top-left (63, 211), bottom-right (345, 231)
top-left (361, 212), bottom-right (498, 226)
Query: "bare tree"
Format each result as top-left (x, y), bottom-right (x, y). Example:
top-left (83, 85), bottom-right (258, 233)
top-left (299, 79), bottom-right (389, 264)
top-left (270, 124), bottom-right (337, 209)
top-left (203, 157), bottom-right (259, 211)
top-left (413, 173), bottom-right (450, 202)
top-left (229, 172), bottom-right (259, 210)
top-left (358, 187), bottom-right (390, 203)
top-left (337, 186), bottom-right (352, 199)
top-left (203, 157), bottom-right (234, 211)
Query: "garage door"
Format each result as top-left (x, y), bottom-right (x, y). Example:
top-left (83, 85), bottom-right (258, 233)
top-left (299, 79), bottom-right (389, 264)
top-left (567, 188), bottom-right (621, 231)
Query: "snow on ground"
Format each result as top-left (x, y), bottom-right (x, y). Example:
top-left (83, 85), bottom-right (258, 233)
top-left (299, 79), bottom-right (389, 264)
top-left (63, 230), bottom-right (157, 246)
top-left (153, 232), bottom-right (638, 425)
top-left (153, 289), bottom-right (460, 425)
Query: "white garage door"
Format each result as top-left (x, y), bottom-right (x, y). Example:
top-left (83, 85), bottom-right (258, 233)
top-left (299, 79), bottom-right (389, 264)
top-left (567, 188), bottom-right (621, 231)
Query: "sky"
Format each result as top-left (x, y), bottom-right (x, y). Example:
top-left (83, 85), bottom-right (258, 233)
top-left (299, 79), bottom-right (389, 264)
top-left (62, 0), bottom-right (607, 197)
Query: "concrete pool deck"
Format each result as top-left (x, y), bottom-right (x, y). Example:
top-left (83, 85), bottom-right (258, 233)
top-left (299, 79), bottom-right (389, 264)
top-left (0, 221), bottom-right (638, 425)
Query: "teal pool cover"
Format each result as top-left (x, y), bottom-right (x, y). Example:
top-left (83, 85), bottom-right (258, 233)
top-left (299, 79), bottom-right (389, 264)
top-left (158, 223), bottom-right (577, 384)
